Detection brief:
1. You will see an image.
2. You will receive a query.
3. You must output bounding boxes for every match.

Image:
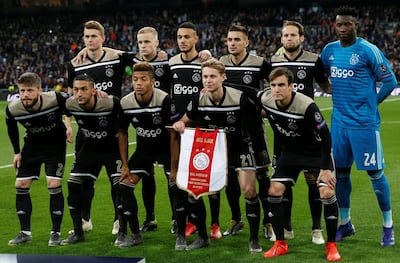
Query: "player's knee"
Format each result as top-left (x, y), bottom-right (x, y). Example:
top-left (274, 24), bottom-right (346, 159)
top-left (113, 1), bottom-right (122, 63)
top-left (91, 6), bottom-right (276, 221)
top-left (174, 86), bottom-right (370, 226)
top-left (318, 184), bottom-right (335, 199)
top-left (47, 178), bottom-right (62, 188)
top-left (267, 182), bottom-right (285, 196)
top-left (15, 179), bottom-right (32, 188)
top-left (242, 185), bottom-right (257, 199)
top-left (367, 170), bottom-right (383, 180)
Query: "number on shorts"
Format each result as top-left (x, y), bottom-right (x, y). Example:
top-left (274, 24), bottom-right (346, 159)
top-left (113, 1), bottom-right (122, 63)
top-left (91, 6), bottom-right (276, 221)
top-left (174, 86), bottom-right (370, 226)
top-left (364, 152), bottom-right (376, 166)
top-left (56, 163), bottom-right (64, 177)
top-left (116, 160), bottom-right (123, 173)
top-left (240, 154), bottom-right (253, 167)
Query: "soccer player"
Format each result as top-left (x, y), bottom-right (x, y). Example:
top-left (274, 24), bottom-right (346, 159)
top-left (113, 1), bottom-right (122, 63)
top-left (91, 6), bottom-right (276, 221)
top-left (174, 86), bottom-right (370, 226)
top-left (269, 20), bottom-right (332, 244)
top-left (320, 5), bottom-right (397, 246)
top-left (6, 72), bottom-right (69, 246)
top-left (169, 21), bottom-right (221, 248)
top-left (61, 74), bottom-right (122, 245)
top-left (67, 20), bottom-right (131, 235)
top-left (127, 27), bottom-right (172, 233)
top-left (219, 24), bottom-right (272, 239)
top-left (171, 58), bottom-right (263, 252)
top-left (261, 67), bottom-right (341, 261)
top-left (73, 25), bottom-right (208, 235)
top-left (117, 62), bottom-right (172, 247)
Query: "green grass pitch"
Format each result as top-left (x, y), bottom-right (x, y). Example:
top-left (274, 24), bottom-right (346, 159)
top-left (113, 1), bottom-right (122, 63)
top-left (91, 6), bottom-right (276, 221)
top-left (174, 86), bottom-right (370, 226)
top-left (0, 96), bottom-right (399, 262)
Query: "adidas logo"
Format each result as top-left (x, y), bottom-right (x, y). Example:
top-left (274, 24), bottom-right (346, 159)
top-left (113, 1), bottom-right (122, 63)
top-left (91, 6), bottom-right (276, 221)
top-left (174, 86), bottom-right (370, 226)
top-left (173, 73), bottom-right (178, 79)
top-left (77, 120), bottom-right (84, 125)
top-left (52, 210), bottom-right (63, 216)
top-left (329, 55), bottom-right (334, 61)
top-left (132, 117), bottom-right (139, 122)
top-left (247, 213), bottom-right (258, 218)
top-left (204, 115), bottom-right (211, 120)
top-left (24, 122), bottom-right (31, 127)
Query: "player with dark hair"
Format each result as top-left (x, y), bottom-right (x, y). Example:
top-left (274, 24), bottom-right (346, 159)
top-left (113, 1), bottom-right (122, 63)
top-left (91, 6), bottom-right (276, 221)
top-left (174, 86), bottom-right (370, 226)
top-left (169, 21), bottom-right (221, 250)
top-left (117, 61), bottom-right (172, 247)
top-left (127, 26), bottom-right (172, 234)
top-left (66, 20), bottom-right (130, 235)
top-left (61, 74), bottom-right (122, 245)
top-left (269, 20), bottom-right (332, 244)
top-left (261, 67), bottom-right (340, 261)
top-left (219, 23), bottom-right (272, 239)
top-left (172, 58), bottom-right (264, 252)
top-left (6, 72), bottom-right (69, 246)
top-left (320, 5), bottom-right (396, 246)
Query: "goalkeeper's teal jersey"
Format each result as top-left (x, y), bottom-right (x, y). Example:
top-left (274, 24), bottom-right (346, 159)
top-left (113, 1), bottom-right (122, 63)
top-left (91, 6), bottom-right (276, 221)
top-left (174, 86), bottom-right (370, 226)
top-left (320, 37), bottom-right (397, 129)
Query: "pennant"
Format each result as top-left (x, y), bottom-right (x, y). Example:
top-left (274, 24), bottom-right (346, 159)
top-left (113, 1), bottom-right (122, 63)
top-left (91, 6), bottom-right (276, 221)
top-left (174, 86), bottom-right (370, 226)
top-left (177, 128), bottom-right (227, 199)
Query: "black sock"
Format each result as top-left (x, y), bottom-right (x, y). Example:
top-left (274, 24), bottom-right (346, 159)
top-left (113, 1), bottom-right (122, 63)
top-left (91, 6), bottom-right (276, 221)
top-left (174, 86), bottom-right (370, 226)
top-left (49, 186), bottom-right (64, 232)
top-left (323, 196), bottom-right (339, 242)
top-left (282, 187), bottom-right (293, 230)
top-left (190, 197), bottom-right (208, 239)
top-left (67, 181), bottom-right (83, 235)
top-left (172, 186), bottom-right (188, 236)
top-left (142, 174), bottom-right (156, 222)
top-left (226, 172), bottom-right (241, 221)
top-left (268, 195), bottom-right (284, 240)
top-left (16, 188), bottom-right (32, 231)
top-left (208, 193), bottom-right (220, 225)
top-left (81, 180), bottom-right (94, 221)
top-left (257, 172), bottom-right (270, 225)
top-left (119, 183), bottom-right (139, 233)
top-left (308, 183), bottom-right (322, 230)
top-left (245, 196), bottom-right (260, 241)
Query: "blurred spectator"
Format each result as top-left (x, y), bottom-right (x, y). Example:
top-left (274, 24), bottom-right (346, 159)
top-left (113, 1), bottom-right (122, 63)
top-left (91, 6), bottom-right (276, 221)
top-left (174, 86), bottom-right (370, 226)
top-left (0, 3), bottom-right (399, 93)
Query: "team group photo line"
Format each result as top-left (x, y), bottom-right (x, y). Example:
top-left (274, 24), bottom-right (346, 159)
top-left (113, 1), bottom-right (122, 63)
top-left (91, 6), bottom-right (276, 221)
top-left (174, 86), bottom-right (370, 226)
top-left (4, 5), bottom-right (398, 262)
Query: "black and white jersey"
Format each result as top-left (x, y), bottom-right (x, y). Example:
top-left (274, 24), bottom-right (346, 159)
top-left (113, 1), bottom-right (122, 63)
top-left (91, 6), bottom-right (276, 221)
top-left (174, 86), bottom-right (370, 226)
top-left (260, 90), bottom-right (332, 169)
top-left (169, 54), bottom-right (202, 121)
top-left (68, 49), bottom-right (130, 98)
top-left (186, 86), bottom-right (260, 151)
top-left (66, 95), bottom-right (120, 152)
top-left (5, 92), bottom-right (68, 154)
top-left (129, 53), bottom-right (171, 94)
top-left (119, 88), bottom-right (172, 152)
top-left (219, 53), bottom-right (271, 93)
top-left (270, 49), bottom-right (328, 99)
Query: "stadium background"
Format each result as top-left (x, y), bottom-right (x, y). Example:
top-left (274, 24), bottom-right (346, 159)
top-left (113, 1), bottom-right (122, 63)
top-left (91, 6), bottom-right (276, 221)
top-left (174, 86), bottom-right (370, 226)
top-left (0, 0), bottom-right (399, 100)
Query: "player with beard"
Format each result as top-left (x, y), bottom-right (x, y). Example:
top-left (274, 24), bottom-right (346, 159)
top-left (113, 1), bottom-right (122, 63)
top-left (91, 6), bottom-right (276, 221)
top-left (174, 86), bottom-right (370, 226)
top-left (66, 20), bottom-right (132, 236)
top-left (6, 72), bottom-right (69, 246)
top-left (74, 25), bottom-right (209, 235)
top-left (269, 20), bottom-right (332, 244)
top-left (61, 74), bottom-right (122, 245)
top-left (219, 24), bottom-right (272, 240)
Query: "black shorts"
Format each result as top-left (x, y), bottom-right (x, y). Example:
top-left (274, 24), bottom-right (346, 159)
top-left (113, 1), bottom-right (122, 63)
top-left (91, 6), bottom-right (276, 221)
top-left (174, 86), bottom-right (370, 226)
top-left (17, 143), bottom-right (66, 180)
top-left (128, 150), bottom-right (170, 177)
top-left (70, 149), bottom-right (121, 180)
top-left (271, 152), bottom-right (321, 187)
top-left (228, 140), bottom-right (256, 172)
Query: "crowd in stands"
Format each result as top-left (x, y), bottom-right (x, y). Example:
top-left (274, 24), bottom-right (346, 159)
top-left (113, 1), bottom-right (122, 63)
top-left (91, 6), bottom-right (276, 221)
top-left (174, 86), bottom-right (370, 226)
top-left (0, 3), bottom-right (399, 93)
